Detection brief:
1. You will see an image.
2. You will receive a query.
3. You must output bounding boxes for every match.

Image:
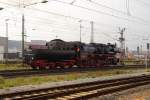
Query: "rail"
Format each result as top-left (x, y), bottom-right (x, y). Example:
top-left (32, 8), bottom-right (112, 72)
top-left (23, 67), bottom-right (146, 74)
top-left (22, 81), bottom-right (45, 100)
top-left (0, 65), bottom-right (145, 78)
top-left (0, 74), bottom-right (150, 100)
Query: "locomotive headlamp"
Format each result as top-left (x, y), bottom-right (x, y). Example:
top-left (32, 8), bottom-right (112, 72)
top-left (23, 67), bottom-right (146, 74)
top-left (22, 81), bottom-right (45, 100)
top-left (31, 57), bottom-right (34, 60)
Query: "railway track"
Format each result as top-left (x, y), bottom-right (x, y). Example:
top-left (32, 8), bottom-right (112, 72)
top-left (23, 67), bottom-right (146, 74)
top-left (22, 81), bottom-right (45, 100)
top-left (0, 64), bottom-right (145, 78)
top-left (1, 74), bottom-right (150, 100)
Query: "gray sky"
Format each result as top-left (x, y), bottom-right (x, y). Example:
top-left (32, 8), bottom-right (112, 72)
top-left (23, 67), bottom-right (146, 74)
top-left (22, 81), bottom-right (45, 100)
top-left (0, 0), bottom-right (150, 50)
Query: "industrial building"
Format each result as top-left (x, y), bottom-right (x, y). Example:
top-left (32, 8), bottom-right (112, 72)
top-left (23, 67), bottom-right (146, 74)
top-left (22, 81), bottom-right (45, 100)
top-left (0, 36), bottom-right (47, 61)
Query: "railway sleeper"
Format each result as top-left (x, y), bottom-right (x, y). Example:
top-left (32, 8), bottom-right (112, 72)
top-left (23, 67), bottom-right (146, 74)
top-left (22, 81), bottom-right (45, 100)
top-left (9, 76), bottom-right (150, 100)
top-left (56, 80), bottom-right (150, 100)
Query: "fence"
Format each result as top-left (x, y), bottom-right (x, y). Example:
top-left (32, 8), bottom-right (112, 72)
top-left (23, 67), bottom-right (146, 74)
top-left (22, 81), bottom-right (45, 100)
top-left (0, 52), bottom-right (22, 64)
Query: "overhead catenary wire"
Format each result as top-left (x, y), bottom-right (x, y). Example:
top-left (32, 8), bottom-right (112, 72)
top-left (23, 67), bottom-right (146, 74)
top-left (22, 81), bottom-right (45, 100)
top-left (25, 17), bottom-right (149, 43)
top-left (0, 5), bottom-right (149, 41)
top-left (97, 0), bottom-right (150, 31)
top-left (54, 0), bottom-right (131, 20)
top-left (70, 0), bottom-right (127, 15)
top-left (1, 0), bottom-right (150, 28)
top-left (0, 1), bottom-right (145, 45)
top-left (0, 0), bottom-right (150, 42)
top-left (2, 0), bottom-right (150, 28)
top-left (0, 1), bottom-right (18, 7)
top-left (0, 20), bottom-right (148, 45)
top-left (27, 0), bottom-right (150, 28)
top-left (0, 13), bottom-right (117, 35)
top-left (136, 0), bottom-right (150, 8)
top-left (23, 10), bottom-right (150, 38)
top-left (53, 0), bottom-right (150, 27)
top-left (99, 32), bottom-right (119, 41)
top-left (0, 2), bottom-right (149, 35)
top-left (86, 0), bottom-right (127, 15)
top-left (0, 1), bottom-right (82, 37)
top-left (12, 15), bottom-right (120, 42)
top-left (25, 7), bottom-right (121, 30)
top-left (85, 0), bottom-right (150, 27)
top-left (23, 7), bottom-right (150, 35)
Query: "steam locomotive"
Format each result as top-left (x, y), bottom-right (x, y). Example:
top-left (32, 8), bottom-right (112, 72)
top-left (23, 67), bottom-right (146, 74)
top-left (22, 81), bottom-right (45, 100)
top-left (24, 39), bottom-right (119, 69)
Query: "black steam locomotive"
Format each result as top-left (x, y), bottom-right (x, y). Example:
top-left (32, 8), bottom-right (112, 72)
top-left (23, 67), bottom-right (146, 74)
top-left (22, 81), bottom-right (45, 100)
top-left (25, 39), bottom-right (119, 69)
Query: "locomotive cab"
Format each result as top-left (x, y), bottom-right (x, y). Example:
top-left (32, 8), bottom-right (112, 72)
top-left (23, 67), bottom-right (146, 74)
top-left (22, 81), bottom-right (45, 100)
top-left (24, 53), bottom-right (35, 65)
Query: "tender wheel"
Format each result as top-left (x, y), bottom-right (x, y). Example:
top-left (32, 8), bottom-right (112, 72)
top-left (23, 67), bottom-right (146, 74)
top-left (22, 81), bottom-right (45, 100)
top-left (36, 66), bottom-right (40, 70)
top-left (45, 66), bottom-right (50, 70)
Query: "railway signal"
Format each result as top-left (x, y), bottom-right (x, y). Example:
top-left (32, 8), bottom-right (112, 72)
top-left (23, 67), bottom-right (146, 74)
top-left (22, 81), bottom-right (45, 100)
top-left (146, 43), bottom-right (150, 71)
top-left (137, 46), bottom-right (140, 59)
top-left (118, 27), bottom-right (126, 64)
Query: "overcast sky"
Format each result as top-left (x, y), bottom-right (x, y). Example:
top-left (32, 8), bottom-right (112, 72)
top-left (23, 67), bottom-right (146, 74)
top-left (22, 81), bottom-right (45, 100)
top-left (0, 0), bottom-right (150, 50)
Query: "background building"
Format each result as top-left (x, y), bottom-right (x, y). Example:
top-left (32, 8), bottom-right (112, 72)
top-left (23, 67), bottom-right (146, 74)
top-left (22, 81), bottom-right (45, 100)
top-left (0, 36), bottom-right (48, 61)
top-left (0, 46), bottom-right (4, 61)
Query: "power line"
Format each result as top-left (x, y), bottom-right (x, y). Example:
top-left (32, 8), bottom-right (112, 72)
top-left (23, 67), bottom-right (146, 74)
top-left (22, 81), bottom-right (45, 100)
top-left (24, 0), bottom-right (150, 28)
top-left (0, 2), bottom-right (81, 32)
top-left (0, 1), bottom-right (19, 8)
top-left (0, 18), bottom-right (145, 44)
top-left (100, 32), bottom-right (119, 41)
top-left (53, 0), bottom-right (150, 26)
top-left (2, 0), bottom-right (150, 27)
top-left (70, 0), bottom-right (76, 5)
top-left (0, 1), bottom-right (129, 42)
top-left (55, 0), bottom-right (130, 20)
top-left (25, 18), bottom-right (120, 42)
top-left (0, 14), bottom-right (116, 34)
top-left (136, 0), bottom-right (150, 8)
top-left (1, 1), bottom-right (150, 35)
top-left (26, 7), bottom-right (150, 36)
top-left (86, 0), bottom-right (127, 15)
top-left (1, 0), bottom-right (150, 27)
top-left (24, 7), bottom-right (150, 35)
top-left (27, 7), bottom-right (120, 28)
top-left (1, 18), bottom-right (146, 44)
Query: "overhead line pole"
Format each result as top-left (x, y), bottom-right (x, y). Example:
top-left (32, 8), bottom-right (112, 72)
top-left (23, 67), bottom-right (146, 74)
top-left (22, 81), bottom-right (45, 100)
top-left (21, 0), bottom-right (48, 66)
top-left (5, 19), bottom-right (9, 64)
top-left (90, 21), bottom-right (94, 43)
top-left (22, 12), bottom-right (25, 64)
top-left (126, 0), bottom-right (130, 16)
top-left (79, 20), bottom-right (82, 43)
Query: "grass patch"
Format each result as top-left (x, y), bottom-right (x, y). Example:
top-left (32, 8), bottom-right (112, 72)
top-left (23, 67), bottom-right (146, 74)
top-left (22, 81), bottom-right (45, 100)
top-left (0, 68), bottom-right (139, 89)
top-left (0, 64), bottom-right (30, 71)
